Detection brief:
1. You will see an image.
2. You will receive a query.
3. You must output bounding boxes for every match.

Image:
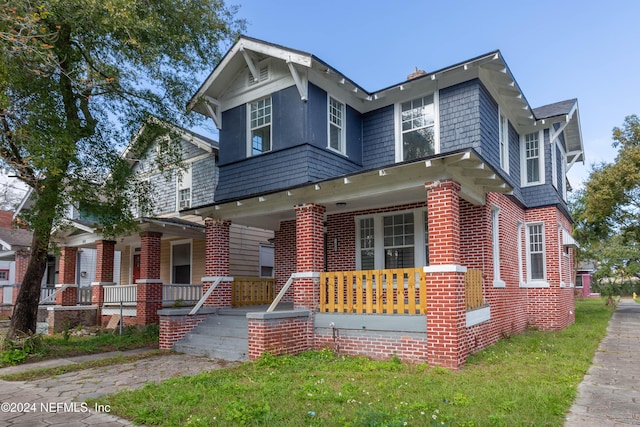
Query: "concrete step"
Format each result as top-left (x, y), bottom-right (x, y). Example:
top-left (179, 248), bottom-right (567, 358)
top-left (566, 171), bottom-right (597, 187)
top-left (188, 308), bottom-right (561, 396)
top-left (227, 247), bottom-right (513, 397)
top-left (173, 313), bottom-right (249, 362)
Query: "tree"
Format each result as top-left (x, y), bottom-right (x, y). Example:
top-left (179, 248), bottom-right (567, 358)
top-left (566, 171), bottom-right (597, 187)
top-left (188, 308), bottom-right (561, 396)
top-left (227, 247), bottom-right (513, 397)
top-left (0, 0), bottom-right (244, 337)
top-left (574, 115), bottom-right (640, 298)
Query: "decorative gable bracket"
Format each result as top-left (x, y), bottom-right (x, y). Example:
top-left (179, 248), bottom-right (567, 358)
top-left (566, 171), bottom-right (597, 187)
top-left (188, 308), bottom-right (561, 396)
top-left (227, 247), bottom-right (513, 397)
top-left (203, 96), bottom-right (222, 129)
top-left (287, 60), bottom-right (308, 101)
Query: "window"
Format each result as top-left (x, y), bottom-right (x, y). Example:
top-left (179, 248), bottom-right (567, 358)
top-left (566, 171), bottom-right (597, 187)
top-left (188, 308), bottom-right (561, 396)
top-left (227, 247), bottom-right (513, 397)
top-left (177, 164), bottom-right (192, 210)
top-left (491, 206), bottom-right (504, 286)
top-left (523, 131), bottom-right (543, 185)
top-left (328, 96), bottom-right (345, 154)
top-left (171, 241), bottom-right (191, 284)
top-left (0, 270), bottom-right (8, 281)
top-left (499, 111), bottom-right (509, 172)
top-left (527, 224), bottom-right (545, 281)
top-left (259, 244), bottom-right (274, 278)
top-left (400, 95), bottom-right (435, 161)
top-left (249, 97), bottom-right (271, 156)
top-left (356, 209), bottom-right (429, 270)
top-left (575, 274), bottom-right (584, 288)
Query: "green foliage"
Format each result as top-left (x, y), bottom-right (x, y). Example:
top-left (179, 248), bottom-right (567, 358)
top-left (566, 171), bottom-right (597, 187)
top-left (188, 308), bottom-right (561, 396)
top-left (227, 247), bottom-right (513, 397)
top-left (94, 300), bottom-right (613, 427)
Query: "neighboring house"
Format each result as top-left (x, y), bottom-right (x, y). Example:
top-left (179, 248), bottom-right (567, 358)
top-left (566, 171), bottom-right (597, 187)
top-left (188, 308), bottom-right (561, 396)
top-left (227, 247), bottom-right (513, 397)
top-left (164, 36), bottom-right (584, 368)
top-left (576, 260), bottom-right (597, 297)
top-left (0, 212), bottom-right (32, 315)
top-left (46, 122), bottom-right (273, 325)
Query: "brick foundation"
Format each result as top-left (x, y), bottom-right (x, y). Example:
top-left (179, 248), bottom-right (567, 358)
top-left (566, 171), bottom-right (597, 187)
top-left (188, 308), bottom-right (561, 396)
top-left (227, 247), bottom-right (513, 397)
top-left (158, 308), bottom-right (216, 350)
top-left (247, 311), bottom-right (311, 359)
top-left (47, 306), bottom-right (98, 334)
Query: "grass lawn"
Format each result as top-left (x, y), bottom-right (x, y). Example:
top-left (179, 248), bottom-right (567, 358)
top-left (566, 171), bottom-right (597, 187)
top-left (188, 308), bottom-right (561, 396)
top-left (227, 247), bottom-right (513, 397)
top-left (94, 299), bottom-right (613, 427)
top-left (0, 324), bottom-right (159, 367)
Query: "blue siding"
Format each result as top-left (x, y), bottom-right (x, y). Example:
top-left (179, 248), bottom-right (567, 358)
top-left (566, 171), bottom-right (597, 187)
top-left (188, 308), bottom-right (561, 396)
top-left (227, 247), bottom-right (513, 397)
top-left (478, 84), bottom-right (500, 168)
top-left (440, 80), bottom-right (482, 152)
top-left (215, 144), bottom-right (361, 201)
top-left (362, 105), bottom-right (394, 169)
top-left (219, 104), bottom-right (246, 164)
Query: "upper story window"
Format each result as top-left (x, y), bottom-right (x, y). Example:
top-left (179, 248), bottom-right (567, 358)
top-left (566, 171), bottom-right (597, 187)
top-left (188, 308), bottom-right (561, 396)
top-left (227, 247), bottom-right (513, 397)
top-left (499, 111), bottom-right (509, 173)
top-left (177, 164), bottom-right (192, 210)
top-left (328, 96), bottom-right (345, 154)
top-left (522, 131), bottom-right (543, 186)
top-left (400, 95), bottom-right (435, 161)
top-left (249, 97), bottom-right (272, 156)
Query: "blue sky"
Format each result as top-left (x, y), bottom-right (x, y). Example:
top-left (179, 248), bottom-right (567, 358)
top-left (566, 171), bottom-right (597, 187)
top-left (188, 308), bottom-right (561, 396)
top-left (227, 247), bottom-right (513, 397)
top-left (215, 0), bottom-right (639, 189)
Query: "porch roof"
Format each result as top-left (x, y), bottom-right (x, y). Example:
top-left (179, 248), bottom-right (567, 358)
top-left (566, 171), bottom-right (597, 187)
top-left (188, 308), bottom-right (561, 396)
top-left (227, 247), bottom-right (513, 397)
top-left (190, 149), bottom-right (511, 229)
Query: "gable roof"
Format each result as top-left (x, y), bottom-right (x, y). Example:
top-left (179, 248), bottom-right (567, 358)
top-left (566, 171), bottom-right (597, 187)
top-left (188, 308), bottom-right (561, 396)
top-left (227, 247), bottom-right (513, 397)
top-left (533, 98), bottom-right (584, 164)
top-left (0, 227), bottom-right (32, 250)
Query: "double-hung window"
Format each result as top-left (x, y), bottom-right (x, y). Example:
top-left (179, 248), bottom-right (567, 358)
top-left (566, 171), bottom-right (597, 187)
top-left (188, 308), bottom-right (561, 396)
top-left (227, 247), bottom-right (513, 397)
top-left (491, 206), bottom-right (504, 287)
top-left (499, 111), bottom-right (509, 172)
top-left (356, 209), bottom-right (429, 270)
top-left (328, 96), bottom-right (345, 154)
top-left (523, 131), bottom-right (543, 185)
top-left (400, 95), bottom-right (435, 161)
top-left (526, 223), bottom-right (545, 281)
top-left (249, 97), bottom-right (271, 156)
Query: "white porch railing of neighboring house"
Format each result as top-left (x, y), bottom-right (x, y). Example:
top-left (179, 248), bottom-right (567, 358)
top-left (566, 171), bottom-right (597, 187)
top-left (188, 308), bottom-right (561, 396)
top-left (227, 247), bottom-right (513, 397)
top-left (39, 286), bottom-right (57, 305)
top-left (103, 284), bottom-right (137, 305)
top-left (78, 287), bottom-right (93, 305)
top-left (162, 284), bottom-right (203, 307)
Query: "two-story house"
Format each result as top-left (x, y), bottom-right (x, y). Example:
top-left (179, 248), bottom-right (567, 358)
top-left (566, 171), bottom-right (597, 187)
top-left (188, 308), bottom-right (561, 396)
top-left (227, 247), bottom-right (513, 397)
top-left (28, 121), bottom-right (274, 330)
top-left (160, 36), bottom-right (583, 368)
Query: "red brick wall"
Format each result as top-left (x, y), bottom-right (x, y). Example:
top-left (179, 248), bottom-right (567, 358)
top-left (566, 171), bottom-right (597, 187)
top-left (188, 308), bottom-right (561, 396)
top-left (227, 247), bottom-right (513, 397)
top-left (248, 316), bottom-right (311, 359)
top-left (293, 204), bottom-right (325, 310)
top-left (205, 219), bottom-right (230, 276)
top-left (274, 220), bottom-right (296, 301)
top-left (58, 246), bottom-right (77, 285)
top-left (14, 250), bottom-right (30, 285)
top-left (139, 232), bottom-right (162, 280)
top-left (95, 240), bottom-right (116, 283)
top-left (159, 312), bottom-right (209, 350)
top-left (314, 333), bottom-right (429, 363)
top-left (137, 281), bottom-right (163, 325)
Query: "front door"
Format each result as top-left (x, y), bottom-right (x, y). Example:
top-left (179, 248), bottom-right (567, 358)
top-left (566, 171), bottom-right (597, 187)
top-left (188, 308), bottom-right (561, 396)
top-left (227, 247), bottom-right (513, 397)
top-left (132, 254), bottom-right (141, 284)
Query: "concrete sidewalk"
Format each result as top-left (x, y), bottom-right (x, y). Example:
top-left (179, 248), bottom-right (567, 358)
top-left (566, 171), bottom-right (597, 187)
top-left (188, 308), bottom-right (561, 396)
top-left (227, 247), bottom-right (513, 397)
top-left (565, 298), bottom-right (640, 426)
top-left (0, 349), bottom-right (232, 426)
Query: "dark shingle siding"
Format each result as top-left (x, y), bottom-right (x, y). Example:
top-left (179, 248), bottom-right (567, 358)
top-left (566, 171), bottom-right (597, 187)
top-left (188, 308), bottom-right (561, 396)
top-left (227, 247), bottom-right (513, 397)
top-left (440, 80), bottom-right (482, 153)
top-left (362, 105), bottom-right (395, 169)
top-left (192, 156), bottom-right (217, 207)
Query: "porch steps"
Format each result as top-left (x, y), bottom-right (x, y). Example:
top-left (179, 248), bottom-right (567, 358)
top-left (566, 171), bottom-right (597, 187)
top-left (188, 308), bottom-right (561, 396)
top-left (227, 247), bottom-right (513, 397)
top-left (174, 311), bottom-right (249, 362)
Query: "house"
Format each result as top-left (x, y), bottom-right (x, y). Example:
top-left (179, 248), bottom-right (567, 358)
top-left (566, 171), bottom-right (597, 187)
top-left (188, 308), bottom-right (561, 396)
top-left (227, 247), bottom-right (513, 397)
top-left (15, 122), bottom-right (274, 331)
top-left (159, 36), bottom-right (584, 369)
top-left (0, 211), bottom-right (32, 316)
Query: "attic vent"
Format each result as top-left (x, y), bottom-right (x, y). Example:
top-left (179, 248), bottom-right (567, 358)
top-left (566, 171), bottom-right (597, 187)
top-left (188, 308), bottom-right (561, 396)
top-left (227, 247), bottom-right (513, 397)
top-left (407, 66), bottom-right (427, 80)
top-left (248, 66), bottom-right (269, 86)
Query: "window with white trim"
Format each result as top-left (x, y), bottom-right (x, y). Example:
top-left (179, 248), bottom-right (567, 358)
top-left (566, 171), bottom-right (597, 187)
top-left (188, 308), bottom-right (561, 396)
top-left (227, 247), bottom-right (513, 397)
top-left (259, 244), bottom-right (274, 278)
top-left (499, 111), bottom-right (509, 172)
top-left (491, 206), bottom-right (503, 286)
top-left (171, 240), bottom-right (191, 284)
top-left (526, 223), bottom-right (545, 281)
top-left (356, 209), bottom-right (429, 270)
top-left (177, 164), bottom-right (192, 210)
top-left (249, 96), bottom-right (271, 156)
top-left (328, 96), bottom-right (345, 154)
top-left (0, 270), bottom-right (8, 281)
top-left (523, 131), bottom-right (543, 185)
top-left (400, 95), bottom-right (435, 161)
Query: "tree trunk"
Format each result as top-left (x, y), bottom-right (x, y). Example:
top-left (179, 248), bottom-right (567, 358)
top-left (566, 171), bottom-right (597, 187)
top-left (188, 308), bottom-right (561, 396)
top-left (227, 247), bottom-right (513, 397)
top-left (7, 230), bottom-right (51, 338)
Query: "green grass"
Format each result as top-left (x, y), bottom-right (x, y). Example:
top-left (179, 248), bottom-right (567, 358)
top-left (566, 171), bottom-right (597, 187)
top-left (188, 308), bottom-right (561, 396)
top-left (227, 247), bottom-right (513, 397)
top-left (0, 324), bottom-right (159, 367)
top-left (94, 299), bottom-right (613, 426)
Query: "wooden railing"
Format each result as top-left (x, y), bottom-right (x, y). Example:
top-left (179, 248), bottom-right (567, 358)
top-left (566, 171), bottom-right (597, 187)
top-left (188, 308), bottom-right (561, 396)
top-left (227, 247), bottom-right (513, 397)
top-left (162, 284), bottom-right (203, 306)
top-left (464, 269), bottom-right (484, 310)
top-left (232, 277), bottom-right (275, 307)
top-left (320, 268), bottom-right (426, 315)
top-left (104, 284), bottom-right (137, 304)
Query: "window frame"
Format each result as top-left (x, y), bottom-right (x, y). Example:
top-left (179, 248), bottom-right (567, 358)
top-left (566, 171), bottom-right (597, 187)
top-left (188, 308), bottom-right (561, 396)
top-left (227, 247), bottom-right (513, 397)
top-left (521, 130), bottom-right (544, 186)
top-left (355, 208), bottom-right (428, 270)
top-left (176, 163), bottom-right (192, 211)
top-left (525, 222), bottom-right (547, 286)
top-left (491, 205), bottom-right (505, 287)
top-left (327, 96), bottom-right (346, 155)
top-left (170, 239), bottom-right (192, 284)
top-left (395, 92), bottom-right (439, 162)
top-left (247, 96), bottom-right (272, 157)
top-left (499, 109), bottom-right (510, 173)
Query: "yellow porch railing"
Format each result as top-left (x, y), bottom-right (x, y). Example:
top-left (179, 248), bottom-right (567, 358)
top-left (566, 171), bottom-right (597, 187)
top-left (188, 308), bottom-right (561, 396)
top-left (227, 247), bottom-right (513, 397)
top-left (231, 277), bottom-right (276, 307)
top-left (320, 268), bottom-right (426, 315)
top-left (464, 269), bottom-right (484, 310)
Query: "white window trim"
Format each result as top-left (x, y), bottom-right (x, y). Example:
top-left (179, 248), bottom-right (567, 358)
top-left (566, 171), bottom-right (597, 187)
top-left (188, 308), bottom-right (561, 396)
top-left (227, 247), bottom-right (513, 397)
top-left (327, 95), bottom-right (347, 156)
top-left (499, 108), bottom-right (509, 174)
top-left (520, 130), bottom-right (545, 187)
top-left (394, 91), bottom-right (440, 163)
top-left (558, 143), bottom-right (568, 201)
top-left (170, 239), bottom-right (192, 284)
top-left (551, 131), bottom-right (558, 190)
top-left (246, 96), bottom-right (272, 157)
top-left (524, 222), bottom-right (548, 287)
top-left (176, 164), bottom-right (192, 211)
top-left (517, 221), bottom-right (525, 286)
top-left (355, 208), bottom-right (428, 270)
top-left (491, 205), bottom-right (505, 287)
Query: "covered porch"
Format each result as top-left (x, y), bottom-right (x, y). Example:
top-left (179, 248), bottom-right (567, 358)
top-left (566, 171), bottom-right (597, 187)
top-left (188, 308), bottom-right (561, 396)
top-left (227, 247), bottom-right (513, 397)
top-left (170, 149), bottom-right (508, 368)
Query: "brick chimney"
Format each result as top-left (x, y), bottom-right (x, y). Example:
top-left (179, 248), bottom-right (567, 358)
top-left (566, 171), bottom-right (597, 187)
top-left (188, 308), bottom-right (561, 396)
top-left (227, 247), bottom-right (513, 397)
top-left (407, 66), bottom-right (427, 80)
